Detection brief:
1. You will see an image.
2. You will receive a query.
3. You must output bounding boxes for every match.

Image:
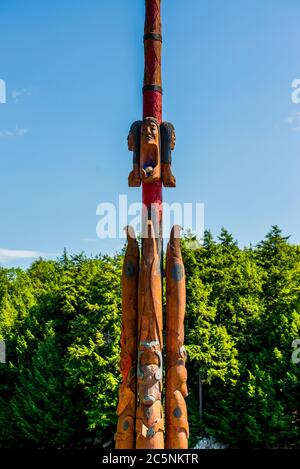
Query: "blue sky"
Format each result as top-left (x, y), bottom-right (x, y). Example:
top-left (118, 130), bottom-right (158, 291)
top-left (0, 0), bottom-right (300, 267)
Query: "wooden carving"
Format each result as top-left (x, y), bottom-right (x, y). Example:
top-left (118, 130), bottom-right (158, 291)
top-left (165, 225), bottom-right (189, 449)
top-left (135, 221), bottom-right (164, 449)
top-left (128, 121), bottom-right (142, 187)
top-left (128, 119), bottom-right (176, 188)
top-left (160, 122), bottom-right (176, 187)
top-left (140, 117), bottom-right (161, 184)
top-left (117, 0), bottom-right (189, 450)
top-left (115, 227), bottom-right (139, 449)
top-left (143, 0), bottom-right (162, 120)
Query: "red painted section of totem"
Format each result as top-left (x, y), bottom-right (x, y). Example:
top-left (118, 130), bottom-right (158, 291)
top-left (143, 91), bottom-right (162, 123)
top-left (142, 0), bottom-right (163, 217)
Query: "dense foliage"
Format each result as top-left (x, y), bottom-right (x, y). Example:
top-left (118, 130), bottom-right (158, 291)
top-left (0, 227), bottom-right (299, 448)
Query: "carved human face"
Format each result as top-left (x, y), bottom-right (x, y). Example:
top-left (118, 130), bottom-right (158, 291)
top-left (127, 131), bottom-right (135, 151)
top-left (141, 119), bottom-right (159, 147)
top-left (171, 128), bottom-right (176, 150)
top-left (140, 364), bottom-right (161, 406)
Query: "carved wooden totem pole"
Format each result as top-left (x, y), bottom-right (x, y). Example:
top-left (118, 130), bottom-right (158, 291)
top-left (115, 0), bottom-right (189, 449)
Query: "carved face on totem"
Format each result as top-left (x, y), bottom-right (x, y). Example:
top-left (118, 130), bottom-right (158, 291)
top-left (141, 118), bottom-right (159, 147)
top-left (127, 118), bottom-right (176, 186)
top-left (138, 347), bottom-right (162, 406)
top-left (127, 120), bottom-right (142, 152)
top-left (140, 364), bottom-right (161, 406)
top-left (140, 117), bottom-right (161, 183)
top-left (127, 131), bottom-right (135, 152)
top-left (171, 128), bottom-right (176, 151)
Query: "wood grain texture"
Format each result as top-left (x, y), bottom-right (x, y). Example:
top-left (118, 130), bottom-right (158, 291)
top-left (135, 221), bottom-right (164, 449)
top-left (165, 226), bottom-right (189, 449)
top-left (115, 227), bottom-right (139, 448)
top-left (142, 0), bottom-right (163, 297)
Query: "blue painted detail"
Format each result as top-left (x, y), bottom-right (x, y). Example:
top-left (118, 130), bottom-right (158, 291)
top-left (147, 427), bottom-right (155, 438)
top-left (172, 263), bottom-right (183, 282)
top-left (173, 407), bottom-right (182, 418)
top-left (143, 395), bottom-right (155, 405)
top-left (140, 340), bottom-right (160, 349)
top-left (123, 420), bottom-right (130, 431)
top-left (124, 260), bottom-right (135, 279)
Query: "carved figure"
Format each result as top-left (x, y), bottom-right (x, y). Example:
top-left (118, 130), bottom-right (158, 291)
top-left (117, 0), bottom-right (189, 450)
top-left (160, 122), bottom-right (176, 187)
top-left (115, 227), bottom-right (139, 448)
top-left (165, 225), bottom-right (189, 449)
top-left (135, 221), bottom-right (164, 448)
top-left (128, 121), bottom-right (142, 187)
top-left (128, 119), bottom-right (176, 188)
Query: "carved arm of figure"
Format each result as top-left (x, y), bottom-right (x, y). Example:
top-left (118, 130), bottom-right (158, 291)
top-left (160, 122), bottom-right (176, 187)
top-left (128, 121), bottom-right (142, 187)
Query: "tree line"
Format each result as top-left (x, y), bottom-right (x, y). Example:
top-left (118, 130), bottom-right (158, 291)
top-left (0, 226), bottom-right (299, 448)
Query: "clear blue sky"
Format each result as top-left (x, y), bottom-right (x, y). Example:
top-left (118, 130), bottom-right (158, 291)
top-left (0, 0), bottom-right (300, 267)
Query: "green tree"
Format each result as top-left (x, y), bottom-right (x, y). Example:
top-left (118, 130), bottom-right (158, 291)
top-left (0, 228), bottom-right (299, 449)
top-left (10, 325), bottom-right (75, 447)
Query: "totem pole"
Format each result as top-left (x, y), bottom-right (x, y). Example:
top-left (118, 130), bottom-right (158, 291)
top-left (115, 0), bottom-right (189, 450)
